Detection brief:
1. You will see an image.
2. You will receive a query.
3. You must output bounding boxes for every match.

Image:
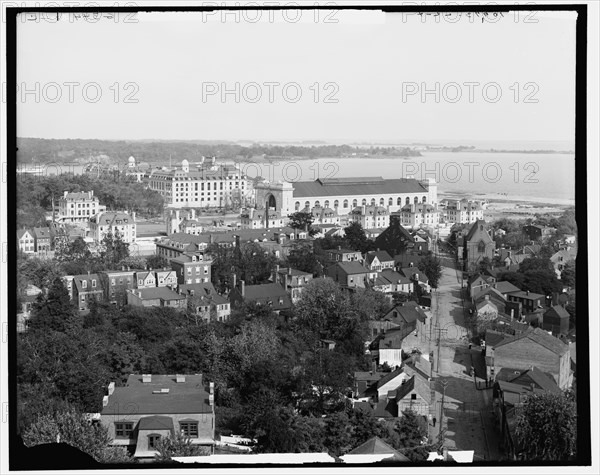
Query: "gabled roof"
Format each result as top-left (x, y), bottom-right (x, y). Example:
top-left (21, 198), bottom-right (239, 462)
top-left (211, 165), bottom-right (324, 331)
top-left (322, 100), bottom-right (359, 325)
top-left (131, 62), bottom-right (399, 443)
top-left (277, 267), bottom-right (312, 276)
top-left (476, 299), bottom-right (498, 312)
top-left (132, 287), bottom-right (186, 301)
top-left (492, 281), bottom-right (521, 294)
top-left (32, 227), bottom-right (51, 239)
top-left (544, 305), bottom-right (570, 320)
top-left (179, 283), bottom-right (229, 306)
top-left (335, 261), bottom-right (371, 275)
top-left (379, 269), bottom-right (412, 285)
top-left (400, 267), bottom-right (428, 283)
top-left (484, 329), bottom-right (507, 348)
top-left (464, 220), bottom-right (492, 242)
top-left (138, 415), bottom-right (175, 432)
top-left (378, 327), bottom-right (412, 349)
top-left (17, 229), bottom-right (34, 239)
top-left (371, 399), bottom-right (399, 419)
top-left (404, 355), bottom-right (432, 380)
top-left (473, 286), bottom-right (507, 303)
top-left (376, 368), bottom-right (405, 389)
top-left (382, 302), bottom-right (427, 325)
top-left (365, 250), bottom-right (394, 265)
top-left (239, 283), bottom-right (292, 310)
top-left (394, 374), bottom-right (432, 404)
top-left (496, 366), bottom-right (561, 394)
top-left (494, 327), bottom-right (569, 356)
top-left (348, 437), bottom-right (408, 460)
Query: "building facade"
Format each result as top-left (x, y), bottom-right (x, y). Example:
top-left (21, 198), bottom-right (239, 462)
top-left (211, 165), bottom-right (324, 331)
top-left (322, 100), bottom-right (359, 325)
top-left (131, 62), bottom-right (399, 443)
top-left (349, 205), bottom-right (390, 229)
top-left (58, 190), bottom-right (101, 223)
top-left (148, 158), bottom-right (251, 209)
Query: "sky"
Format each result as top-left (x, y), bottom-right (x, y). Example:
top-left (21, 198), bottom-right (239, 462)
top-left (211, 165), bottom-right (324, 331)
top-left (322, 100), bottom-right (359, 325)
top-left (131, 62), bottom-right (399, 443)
top-left (15, 9), bottom-right (577, 144)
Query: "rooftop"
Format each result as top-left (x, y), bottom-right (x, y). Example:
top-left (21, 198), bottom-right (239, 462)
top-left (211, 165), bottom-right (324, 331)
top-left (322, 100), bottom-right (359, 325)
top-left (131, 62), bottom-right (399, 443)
top-left (292, 178), bottom-right (429, 198)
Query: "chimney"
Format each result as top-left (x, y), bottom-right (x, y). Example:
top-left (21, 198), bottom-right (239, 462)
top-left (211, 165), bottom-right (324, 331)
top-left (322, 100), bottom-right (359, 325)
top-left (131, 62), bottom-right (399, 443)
top-left (240, 280), bottom-right (245, 297)
top-left (338, 245), bottom-right (342, 250)
top-left (108, 382), bottom-right (115, 395)
top-left (232, 273), bottom-right (236, 290)
top-left (526, 290), bottom-right (530, 295)
top-left (361, 205), bottom-right (366, 215)
top-left (122, 265), bottom-right (125, 271)
top-left (210, 382), bottom-right (214, 394)
top-left (102, 396), bottom-right (109, 407)
top-left (443, 448), bottom-right (449, 461)
top-left (142, 374), bottom-right (152, 383)
top-left (63, 190), bottom-right (68, 198)
top-left (276, 264), bottom-right (280, 274)
top-left (176, 374), bottom-right (186, 383)
top-left (132, 211), bottom-right (136, 221)
top-left (288, 267), bottom-right (292, 275)
top-left (485, 295), bottom-right (489, 300)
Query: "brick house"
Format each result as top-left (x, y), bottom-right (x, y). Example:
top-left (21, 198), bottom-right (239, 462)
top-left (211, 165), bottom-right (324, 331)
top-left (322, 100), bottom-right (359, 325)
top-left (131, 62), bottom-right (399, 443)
top-left (100, 374), bottom-right (215, 459)
top-left (522, 224), bottom-right (556, 242)
top-left (506, 290), bottom-right (545, 313)
top-left (32, 227), bottom-right (52, 253)
top-left (373, 215), bottom-right (415, 257)
top-left (99, 270), bottom-right (136, 305)
top-left (489, 327), bottom-right (571, 390)
top-left (72, 274), bottom-right (104, 313)
top-left (170, 254), bottom-right (212, 285)
top-left (272, 266), bottom-right (314, 303)
top-left (127, 287), bottom-right (187, 311)
top-left (179, 283), bottom-right (231, 322)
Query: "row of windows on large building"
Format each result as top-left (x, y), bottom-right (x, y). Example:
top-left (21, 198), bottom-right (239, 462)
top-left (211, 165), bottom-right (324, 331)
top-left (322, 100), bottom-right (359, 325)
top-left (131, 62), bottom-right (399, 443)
top-left (294, 195), bottom-right (429, 211)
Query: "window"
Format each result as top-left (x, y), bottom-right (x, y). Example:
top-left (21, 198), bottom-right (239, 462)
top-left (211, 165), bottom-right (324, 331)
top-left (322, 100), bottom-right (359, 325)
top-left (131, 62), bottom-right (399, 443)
top-left (411, 393), bottom-right (417, 400)
top-left (295, 201), bottom-right (300, 211)
top-left (180, 421), bottom-right (199, 438)
top-left (148, 434), bottom-right (161, 449)
top-left (324, 200), bottom-right (329, 208)
top-left (371, 198), bottom-right (376, 206)
top-left (343, 199), bottom-right (348, 208)
top-left (414, 197), bottom-right (419, 204)
top-left (380, 198), bottom-right (385, 205)
top-left (478, 240), bottom-right (486, 253)
top-left (92, 279), bottom-right (96, 288)
top-left (422, 195), bottom-right (427, 203)
top-left (111, 278), bottom-right (116, 286)
top-left (115, 422), bottom-right (134, 438)
top-left (315, 200), bottom-right (320, 207)
top-left (406, 197), bottom-right (410, 205)
top-left (352, 199), bottom-right (357, 207)
top-left (82, 280), bottom-right (87, 289)
top-left (334, 200), bottom-right (339, 208)
top-left (389, 198), bottom-right (394, 206)
top-left (304, 201), bottom-right (310, 208)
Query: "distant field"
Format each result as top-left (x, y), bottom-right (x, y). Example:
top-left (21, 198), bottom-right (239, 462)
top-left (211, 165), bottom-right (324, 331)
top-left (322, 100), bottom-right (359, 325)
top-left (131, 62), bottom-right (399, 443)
top-left (136, 222), bottom-right (166, 236)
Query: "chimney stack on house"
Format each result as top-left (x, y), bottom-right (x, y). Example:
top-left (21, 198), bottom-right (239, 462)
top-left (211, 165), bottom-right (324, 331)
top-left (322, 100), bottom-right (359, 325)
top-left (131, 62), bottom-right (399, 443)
top-left (176, 374), bottom-right (186, 383)
top-left (108, 382), bottom-right (115, 395)
top-left (142, 374), bottom-right (152, 383)
top-left (240, 280), bottom-right (245, 297)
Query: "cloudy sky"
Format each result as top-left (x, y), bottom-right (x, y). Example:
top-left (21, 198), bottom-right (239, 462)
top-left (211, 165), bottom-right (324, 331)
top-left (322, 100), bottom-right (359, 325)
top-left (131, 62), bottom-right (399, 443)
top-left (16, 8), bottom-right (577, 144)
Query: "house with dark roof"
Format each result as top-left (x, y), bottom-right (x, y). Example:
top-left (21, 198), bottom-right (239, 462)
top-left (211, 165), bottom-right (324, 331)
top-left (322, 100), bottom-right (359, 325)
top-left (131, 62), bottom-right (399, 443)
top-left (400, 267), bottom-right (430, 292)
top-left (372, 269), bottom-right (414, 295)
top-left (506, 290), bottom-right (545, 313)
top-left (364, 250), bottom-right (395, 272)
top-left (326, 248), bottom-right (362, 263)
top-left (375, 368), bottom-right (407, 400)
top-left (89, 211), bottom-right (137, 243)
top-left (135, 271), bottom-right (156, 289)
top-left (126, 287), bottom-right (187, 311)
top-left (326, 261), bottom-right (375, 289)
top-left (490, 281), bottom-right (522, 297)
top-left (353, 371), bottom-right (388, 400)
top-left (542, 305), bottom-right (570, 337)
top-left (32, 227), bottom-right (52, 253)
top-left (459, 220), bottom-right (495, 271)
top-left (100, 374), bottom-right (215, 459)
top-left (522, 224), bottom-right (555, 242)
top-left (495, 366), bottom-right (561, 395)
top-left (272, 266), bottom-right (314, 303)
top-left (170, 253), bottom-right (213, 285)
top-left (179, 283), bottom-right (231, 322)
top-left (374, 216), bottom-right (415, 257)
top-left (550, 248), bottom-right (577, 279)
top-left (373, 328), bottom-right (413, 368)
top-left (392, 373), bottom-right (432, 418)
top-left (489, 327), bottom-right (572, 389)
top-left (229, 281), bottom-right (292, 313)
top-left (468, 273), bottom-right (496, 298)
top-left (99, 269), bottom-right (136, 305)
top-left (369, 302), bottom-right (428, 341)
top-left (72, 274), bottom-right (104, 313)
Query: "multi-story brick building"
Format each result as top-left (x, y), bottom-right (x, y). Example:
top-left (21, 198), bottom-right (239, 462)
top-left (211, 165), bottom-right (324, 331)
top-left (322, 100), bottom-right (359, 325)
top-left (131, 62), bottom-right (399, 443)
top-left (72, 273), bottom-right (104, 313)
top-left (32, 227), bottom-right (52, 253)
top-left (349, 205), bottom-right (390, 230)
top-left (272, 266), bottom-right (314, 303)
top-left (170, 254), bottom-right (212, 285)
top-left (398, 203), bottom-right (439, 229)
top-left (444, 199), bottom-right (484, 224)
top-left (126, 287), bottom-right (187, 311)
top-left (148, 158), bottom-right (251, 209)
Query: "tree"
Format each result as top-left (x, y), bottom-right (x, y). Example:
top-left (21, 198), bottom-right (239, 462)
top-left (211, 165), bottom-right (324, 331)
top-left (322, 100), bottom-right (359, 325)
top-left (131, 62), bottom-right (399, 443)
top-left (515, 392), bottom-right (577, 461)
top-left (100, 230), bottom-right (130, 270)
top-left (285, 242), bottom-right (323, 276)
top-left (383, 410), bottom-right (429, 461)
top-left (343, 221), bottom-right (373, 253)
top-left (418, 254), bottom-right (442, 289)
top-left (146, 254), bottom-right (171, 270)
top-left (28, 277), bottom-right (77, 333)
top-left (288, 211), bottom-right (318, 236)
top-left (323, 411), bottom-right (353, 456)
top-left (478, 256), bottom-right (492, 275)
top-left (561, 260), bottom-right (576, 288)
top-left (154, 432), bottom-right (211, 461)
top-left (22, 408), bottom-right (133, 464)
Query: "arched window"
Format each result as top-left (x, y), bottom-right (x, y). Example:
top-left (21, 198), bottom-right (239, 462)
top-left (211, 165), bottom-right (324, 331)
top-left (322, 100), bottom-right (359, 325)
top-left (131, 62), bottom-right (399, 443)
top-left (478, 240), bottom-right (486, 253)
top-left (324, 200), bottom-right (329, 208)
top-left (380, 198), bottom-right (385, 206)
top-left (295, 201), bottom-right (300, 211)
top-left (315, 200), bottom-right (320, 207)
top-left (406, 197), bottom-right (410, 205)
top-left (304, 201), bottom-right (310, 209)
top-left (334, 200), bottom-right (339, 208)
top-left (371, 198), bottom-right (376, 206)
top-left (361, 199), bottom-right (366, 206)
top-left (343, 199), bottom-right (348, 208)
top-left (397, 197), bottom-right (402, 206)
top-left (353, 199), bottom-right (358, 207)
top-left (414, 197), bottom-right (419, 205)
top-left (389, 197), bottom-right (393, 206)
top-left (422, 195), bottom-right (427, 203)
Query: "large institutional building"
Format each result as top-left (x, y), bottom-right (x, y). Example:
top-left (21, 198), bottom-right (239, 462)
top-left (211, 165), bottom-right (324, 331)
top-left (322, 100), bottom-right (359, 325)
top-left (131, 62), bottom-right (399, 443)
top-left (253, 177), bottom-right (438, 227)
top-left (148, 158), bottom-right (253, 209)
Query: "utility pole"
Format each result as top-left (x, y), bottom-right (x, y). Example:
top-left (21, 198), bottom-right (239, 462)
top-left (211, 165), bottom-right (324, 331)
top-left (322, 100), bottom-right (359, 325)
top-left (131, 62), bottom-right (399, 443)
top-left (437, 379), bottom-right (448, 448)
